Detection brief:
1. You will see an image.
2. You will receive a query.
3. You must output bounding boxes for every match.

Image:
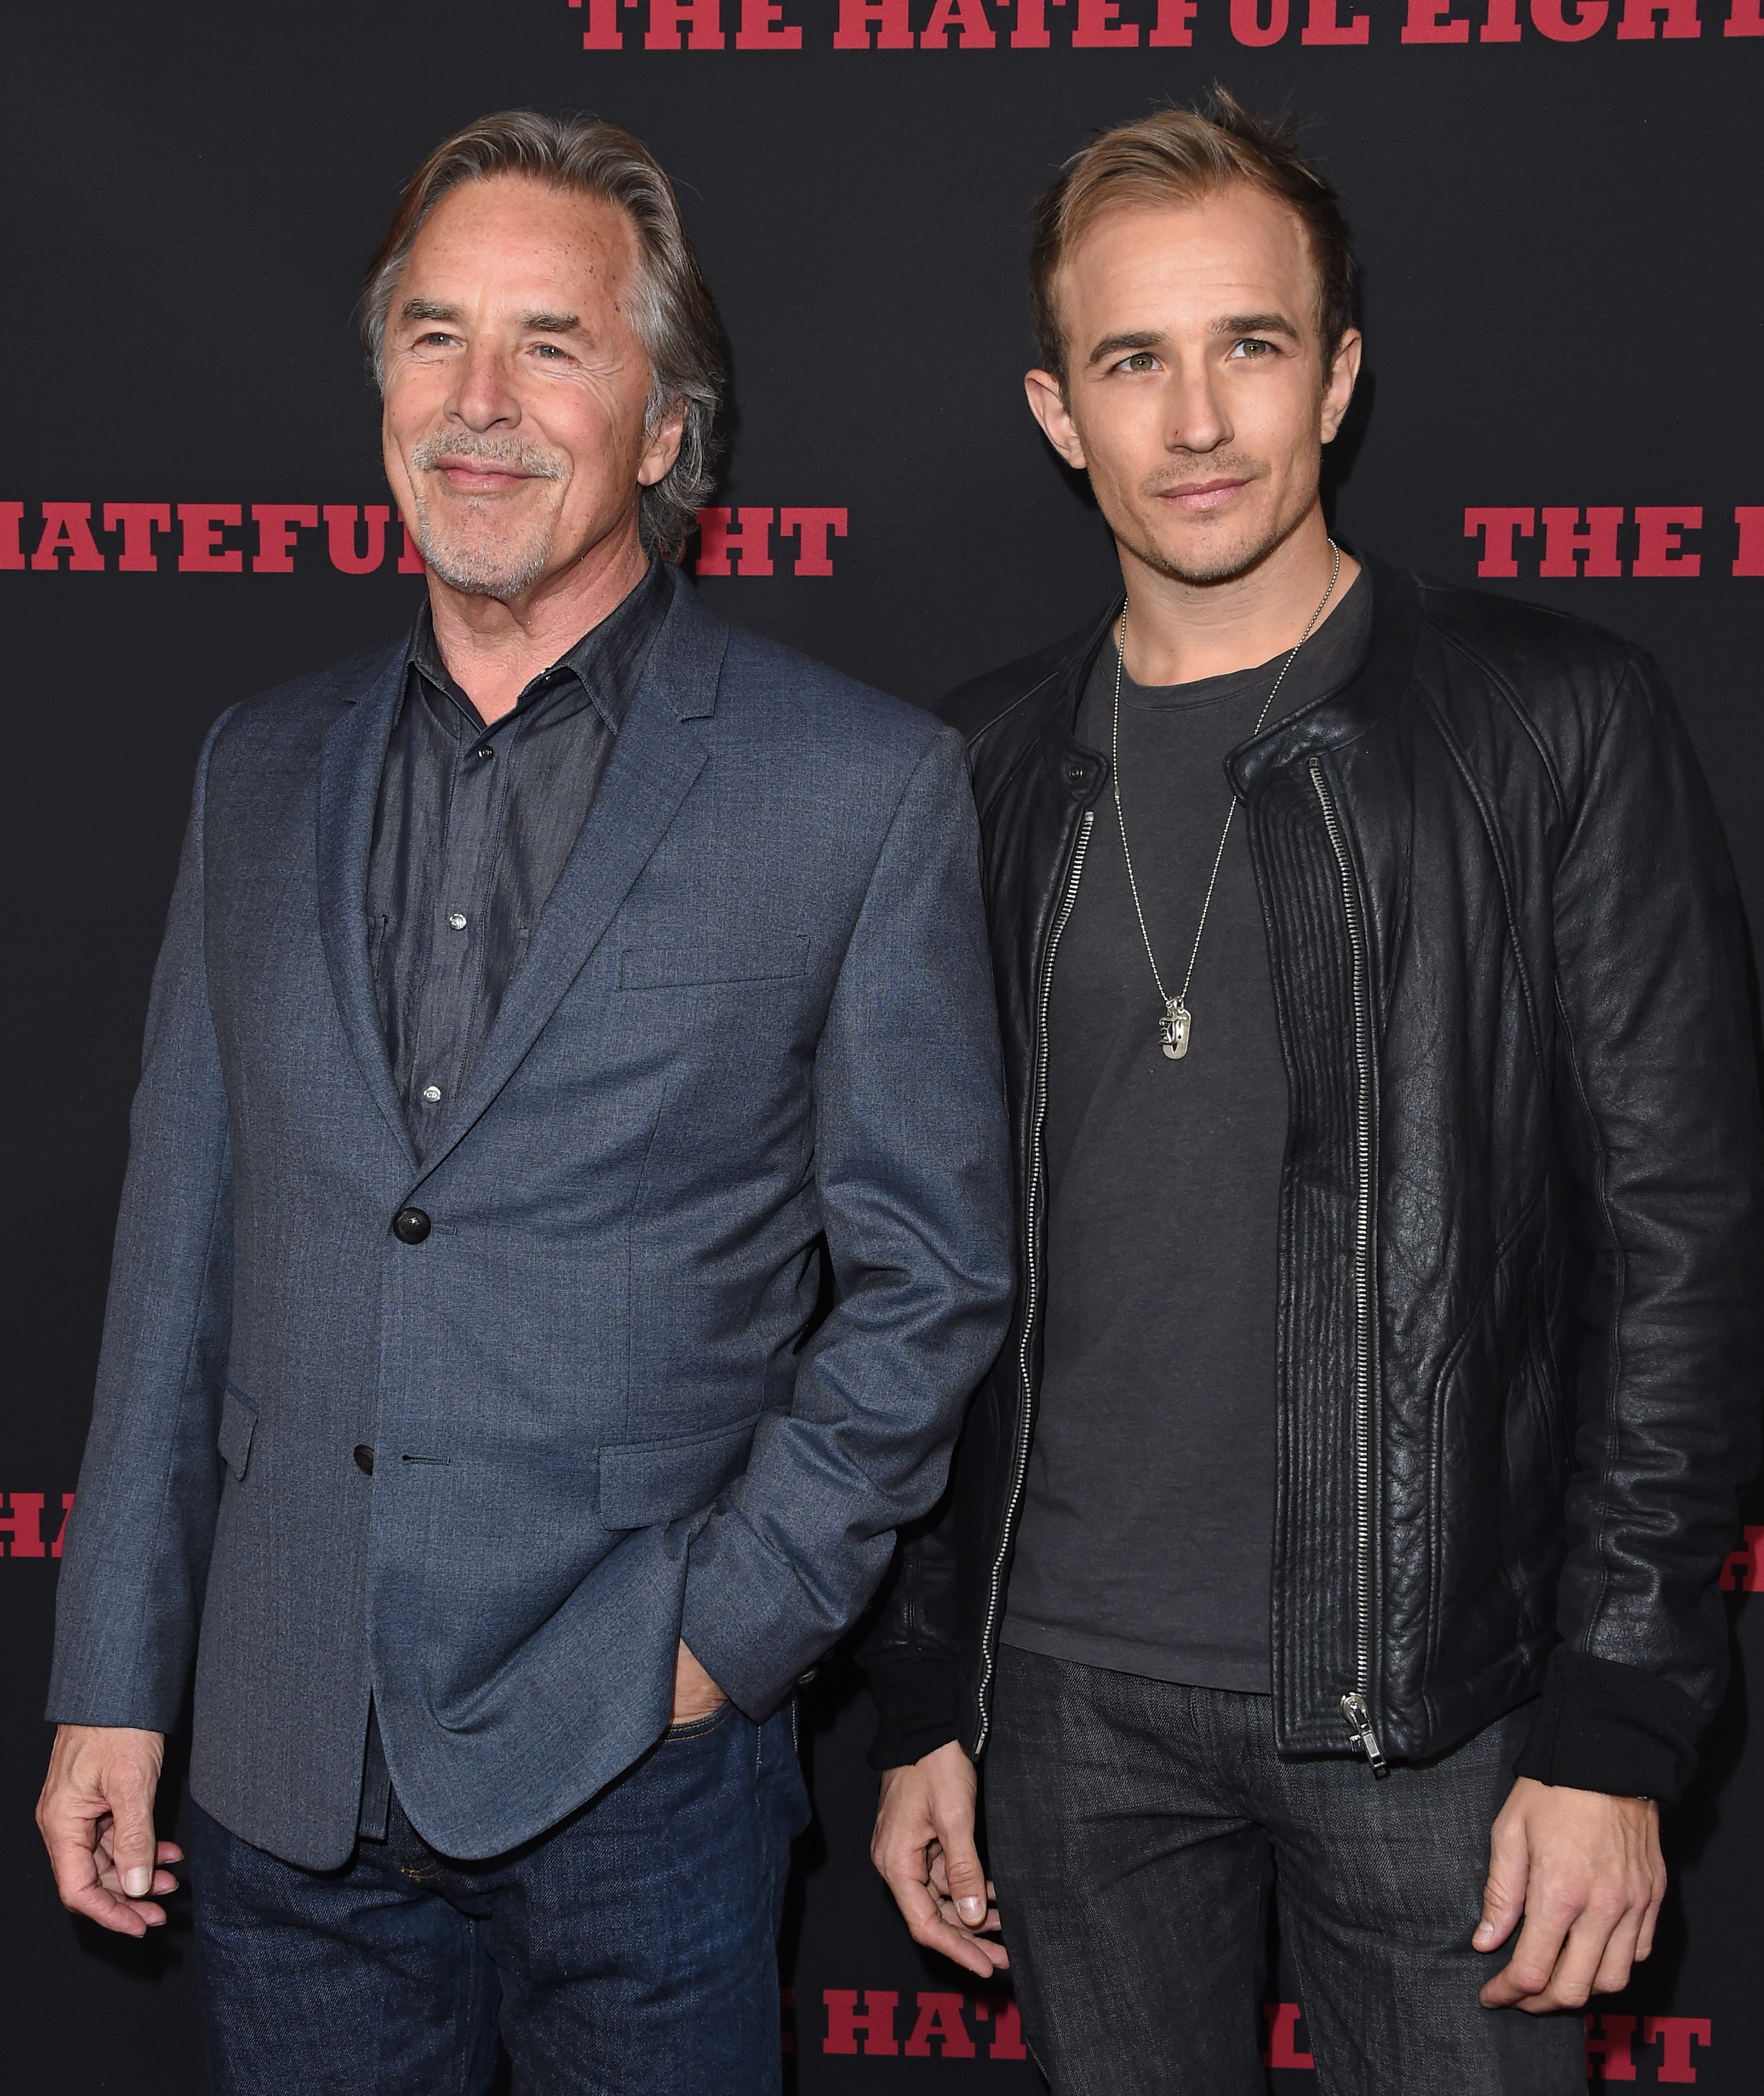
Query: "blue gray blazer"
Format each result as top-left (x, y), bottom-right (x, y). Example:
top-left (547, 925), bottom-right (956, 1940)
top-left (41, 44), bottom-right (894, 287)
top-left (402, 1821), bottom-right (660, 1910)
top-left (47, 565), bottom-right (1013, 1868)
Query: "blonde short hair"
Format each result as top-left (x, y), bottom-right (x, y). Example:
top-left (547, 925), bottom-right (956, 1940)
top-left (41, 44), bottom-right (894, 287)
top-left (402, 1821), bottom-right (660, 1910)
top-left (1029, 89), bottom-right (1357, 389)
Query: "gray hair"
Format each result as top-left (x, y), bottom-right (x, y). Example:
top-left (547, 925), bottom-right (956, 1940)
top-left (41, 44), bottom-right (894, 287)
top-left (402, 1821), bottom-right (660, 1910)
top-left (360, 110), bottom-right (724, 559)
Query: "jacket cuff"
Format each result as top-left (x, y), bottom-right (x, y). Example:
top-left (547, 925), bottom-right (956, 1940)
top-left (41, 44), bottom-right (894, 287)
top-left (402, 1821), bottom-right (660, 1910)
top-left (864, 1658), bottom-right (966, 1772)
top-left (679, 1517), bottom-right (823, 1722)
top-left (1512, 1649), bottom-right (1706, 1803)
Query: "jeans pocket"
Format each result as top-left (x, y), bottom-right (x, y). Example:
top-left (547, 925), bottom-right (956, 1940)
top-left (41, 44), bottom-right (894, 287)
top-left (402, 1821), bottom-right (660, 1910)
top-left (664, 1699), bottom-right (736, 1744)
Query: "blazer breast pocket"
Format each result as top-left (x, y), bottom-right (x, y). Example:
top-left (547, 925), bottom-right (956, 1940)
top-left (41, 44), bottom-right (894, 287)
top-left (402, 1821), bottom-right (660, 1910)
top-left (218, 1387), bottom-right (258, 1483)
top-left (617, 935), bottom-right (808, 993)
top-left (598, 1414), bottom-right (764, 1529)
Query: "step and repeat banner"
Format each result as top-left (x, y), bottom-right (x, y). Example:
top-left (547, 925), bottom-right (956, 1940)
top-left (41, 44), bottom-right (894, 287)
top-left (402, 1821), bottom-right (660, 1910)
top-left (3, 2), bottom-right (1761, 2089)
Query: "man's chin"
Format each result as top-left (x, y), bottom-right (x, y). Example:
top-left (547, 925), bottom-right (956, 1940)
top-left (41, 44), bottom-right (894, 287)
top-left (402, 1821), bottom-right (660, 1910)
top-left (426, 560), bottom-right (547, 600)
top-left (417, 535), bottom-right (552, 601)
top-left (1135, 535), bottom-right (1282, 589)
top-left (1124, 506), bottom-right (1307, 590)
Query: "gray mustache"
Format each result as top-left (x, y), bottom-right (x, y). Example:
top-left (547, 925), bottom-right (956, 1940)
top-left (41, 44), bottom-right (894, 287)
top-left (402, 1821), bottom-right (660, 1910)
top-left (409, 434), bottom-right (565, 481)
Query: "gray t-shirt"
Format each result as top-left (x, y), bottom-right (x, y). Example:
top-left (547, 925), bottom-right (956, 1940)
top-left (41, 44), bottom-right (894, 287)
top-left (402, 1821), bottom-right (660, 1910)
top-left (1002, 575), bottom-right (1371, 1693)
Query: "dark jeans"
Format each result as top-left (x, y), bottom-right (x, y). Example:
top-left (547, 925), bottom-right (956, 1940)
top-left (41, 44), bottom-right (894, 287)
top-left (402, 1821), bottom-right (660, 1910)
top-left (986, 1647), bottom-right (1585, 2096)
top-left (191, 1700), bottom-right (808, 2096)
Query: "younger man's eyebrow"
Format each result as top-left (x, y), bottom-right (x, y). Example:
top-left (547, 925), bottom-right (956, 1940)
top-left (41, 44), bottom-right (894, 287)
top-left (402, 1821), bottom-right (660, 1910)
top-left (1086, 329), bottom-right (1165, 368)
top-left (1212, 311), bottom-right (1301, 340)
top-left (1083, 314), bottom-right (1303, 367)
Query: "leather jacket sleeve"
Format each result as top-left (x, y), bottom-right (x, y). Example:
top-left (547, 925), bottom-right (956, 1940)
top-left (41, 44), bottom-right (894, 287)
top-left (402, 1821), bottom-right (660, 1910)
top-left (861, 1501), bottom-right (972, 1772)
top-left (1513, 649), bottom-right (1764, 1800)
top-left (860, 1354), bottom-right (1010, 1770)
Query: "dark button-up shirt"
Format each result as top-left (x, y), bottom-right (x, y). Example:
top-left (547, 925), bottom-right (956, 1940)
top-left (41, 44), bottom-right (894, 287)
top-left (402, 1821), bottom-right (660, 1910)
top-left (365, 558), bottom-right (669, 1161)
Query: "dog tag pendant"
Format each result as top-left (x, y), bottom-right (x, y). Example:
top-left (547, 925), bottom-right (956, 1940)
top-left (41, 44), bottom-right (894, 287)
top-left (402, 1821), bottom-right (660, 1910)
top-left (1160, 999), bottom-right (1191, 1060)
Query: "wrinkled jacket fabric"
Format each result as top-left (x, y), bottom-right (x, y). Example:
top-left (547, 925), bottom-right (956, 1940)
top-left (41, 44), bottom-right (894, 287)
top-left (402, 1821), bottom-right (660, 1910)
top-left (864, 558), bottom-right (1764, 1801)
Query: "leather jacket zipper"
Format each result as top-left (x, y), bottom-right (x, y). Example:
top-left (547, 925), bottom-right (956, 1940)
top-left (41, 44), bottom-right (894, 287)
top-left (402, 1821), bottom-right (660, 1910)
top-left (973, 805), bottom-right (1094, 1757)
top-left (1309, 759), bottom-right (1387, 1778)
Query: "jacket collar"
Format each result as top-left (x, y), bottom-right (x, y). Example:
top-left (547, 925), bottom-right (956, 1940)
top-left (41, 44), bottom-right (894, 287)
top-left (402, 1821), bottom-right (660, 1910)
top-left (1029, 553), bottom-right (1423, 807)
top-left (1035, 599), bottom-right (1120, 808)
top-left (403, 555), bottom-right (671, 742)
top-left (1227, 555), bottom-right (1422, 798)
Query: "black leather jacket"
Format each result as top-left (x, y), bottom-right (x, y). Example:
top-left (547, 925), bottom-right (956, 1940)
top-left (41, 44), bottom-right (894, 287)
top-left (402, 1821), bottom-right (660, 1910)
top-left (865, 558), bottom-right (1764, 1801)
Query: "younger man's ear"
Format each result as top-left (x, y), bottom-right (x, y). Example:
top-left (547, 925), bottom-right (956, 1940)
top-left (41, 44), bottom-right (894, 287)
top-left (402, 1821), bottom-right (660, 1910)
top-left (1024, 368), bottom-right (1088, 472)
top-left (1320, 329), bottom-right (1363, 446)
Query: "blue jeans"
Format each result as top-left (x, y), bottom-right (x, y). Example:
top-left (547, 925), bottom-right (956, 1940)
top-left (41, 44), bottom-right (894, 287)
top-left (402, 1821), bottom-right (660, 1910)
top-left (986, 1647), bottom-right (1585, 2096)
top-left (191, 1700), bottom-right (808, 2096)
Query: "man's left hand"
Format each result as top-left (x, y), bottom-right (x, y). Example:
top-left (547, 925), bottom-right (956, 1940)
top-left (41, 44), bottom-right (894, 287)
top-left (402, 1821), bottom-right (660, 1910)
top-left (1475, 1776), bottom-right (1666, 2012)
top-left (671, 1640), bottom-right (728, 1725)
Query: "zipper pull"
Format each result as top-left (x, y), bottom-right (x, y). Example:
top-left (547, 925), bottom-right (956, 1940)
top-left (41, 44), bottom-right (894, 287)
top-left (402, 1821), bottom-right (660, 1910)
top-left (1340, 1692), bottom-right (1388, 1777)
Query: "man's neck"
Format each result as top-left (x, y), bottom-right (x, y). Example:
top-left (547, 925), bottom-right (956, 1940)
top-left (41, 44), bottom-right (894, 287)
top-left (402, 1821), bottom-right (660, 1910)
top-left (426, 525), bottom-right (652, 725)
top-left (1116, 509), bottom-right (1359, 689)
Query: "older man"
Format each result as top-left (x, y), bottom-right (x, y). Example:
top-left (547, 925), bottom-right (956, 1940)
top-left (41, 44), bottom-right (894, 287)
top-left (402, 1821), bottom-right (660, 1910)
top-left (38, 111), bottom-right (1012, 2096)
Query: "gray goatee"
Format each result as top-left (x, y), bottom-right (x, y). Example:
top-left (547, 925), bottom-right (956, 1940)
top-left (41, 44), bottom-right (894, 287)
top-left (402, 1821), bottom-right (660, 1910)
top-left (406, 433), bottom-right (565, 598)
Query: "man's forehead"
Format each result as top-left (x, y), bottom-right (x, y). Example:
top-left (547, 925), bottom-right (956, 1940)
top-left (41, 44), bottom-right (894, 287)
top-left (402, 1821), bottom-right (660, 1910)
top-left (1063, 190), bottom-right (1317, 303)
top-left (411, 175), bottom-right (635, 269)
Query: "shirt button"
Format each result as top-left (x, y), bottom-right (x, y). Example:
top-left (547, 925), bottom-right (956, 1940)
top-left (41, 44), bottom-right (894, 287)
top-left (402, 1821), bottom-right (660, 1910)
top-left (421, 1084), bottom-right (442, 1104)
top-left (447, 912), bottom-right (468, 930)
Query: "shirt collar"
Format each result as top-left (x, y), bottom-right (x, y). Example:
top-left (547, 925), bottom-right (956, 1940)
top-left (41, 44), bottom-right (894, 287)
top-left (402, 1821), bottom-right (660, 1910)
top-left (403, 556), bottom-right (671, 741)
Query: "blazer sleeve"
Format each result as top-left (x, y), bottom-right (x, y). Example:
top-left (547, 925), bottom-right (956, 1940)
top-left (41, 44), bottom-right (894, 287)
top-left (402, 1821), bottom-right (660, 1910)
top-left (1514, 652), bottom-right (1764, 1801)
top-left (45, 713), bottom-right (238, 1733)
top-left (678, 725), bottom-right (1015, 1717)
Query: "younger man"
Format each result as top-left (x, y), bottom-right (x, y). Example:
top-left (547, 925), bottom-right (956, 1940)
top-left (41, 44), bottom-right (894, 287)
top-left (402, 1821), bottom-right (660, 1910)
top-left (868, 94), bottom-right (1762, 2095)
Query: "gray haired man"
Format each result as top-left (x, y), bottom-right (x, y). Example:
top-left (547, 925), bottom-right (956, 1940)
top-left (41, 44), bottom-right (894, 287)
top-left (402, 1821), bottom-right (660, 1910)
top-left (37, 112), bottom-right (1012, 2096)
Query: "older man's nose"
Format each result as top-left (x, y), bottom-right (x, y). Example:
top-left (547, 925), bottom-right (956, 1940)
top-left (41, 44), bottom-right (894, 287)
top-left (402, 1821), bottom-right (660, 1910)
top-left (450, 343), bottom-right (521, 431)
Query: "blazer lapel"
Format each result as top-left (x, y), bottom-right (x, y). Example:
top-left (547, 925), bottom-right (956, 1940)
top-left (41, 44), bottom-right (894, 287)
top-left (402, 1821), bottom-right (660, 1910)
top-left (315, 651), bottom-right (420, 1165)
top-left (412, 571), bottom-right (728, 1182)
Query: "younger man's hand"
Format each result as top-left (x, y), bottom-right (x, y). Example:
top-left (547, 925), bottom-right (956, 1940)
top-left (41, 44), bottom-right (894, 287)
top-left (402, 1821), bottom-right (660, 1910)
top-left (872, 1740), bottom-right (1008, 1979)
top-left (1475, 1776), bottom-right (1666, 2012)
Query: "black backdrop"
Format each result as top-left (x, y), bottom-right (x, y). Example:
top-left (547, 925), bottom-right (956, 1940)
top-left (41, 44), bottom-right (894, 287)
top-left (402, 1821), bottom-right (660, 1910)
top-left (3, 4), bottom-right (1762, 2088)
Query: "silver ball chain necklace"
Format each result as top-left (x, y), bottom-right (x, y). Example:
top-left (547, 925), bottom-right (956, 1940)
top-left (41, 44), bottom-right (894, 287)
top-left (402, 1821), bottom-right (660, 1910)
top-left (1112, 539), bottom-right (1342, 1061)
